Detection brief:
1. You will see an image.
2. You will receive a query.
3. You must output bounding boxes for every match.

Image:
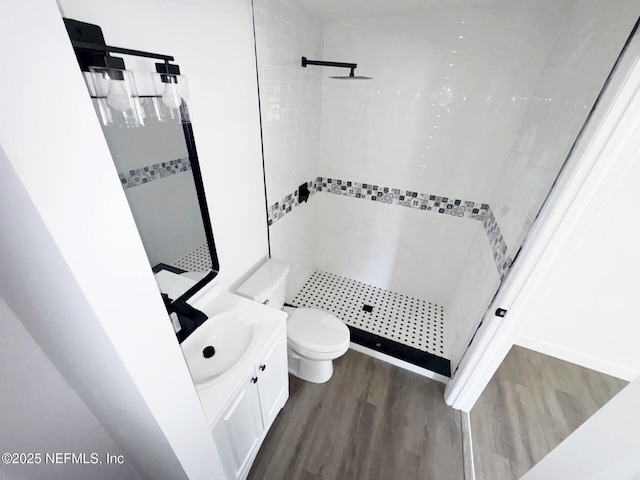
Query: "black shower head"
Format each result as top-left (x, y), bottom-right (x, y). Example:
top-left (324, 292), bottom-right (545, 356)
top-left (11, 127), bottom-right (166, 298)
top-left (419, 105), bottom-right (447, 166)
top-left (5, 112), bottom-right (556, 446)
top-left (329, 68), bottom-right (373, 80)
top-left (302, 56), bottom-right (373, 80)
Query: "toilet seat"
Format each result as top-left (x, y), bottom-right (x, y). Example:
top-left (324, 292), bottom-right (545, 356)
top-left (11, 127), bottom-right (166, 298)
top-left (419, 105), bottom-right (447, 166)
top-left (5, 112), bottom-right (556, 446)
top-left (286, 308), bottom-right (350, 355)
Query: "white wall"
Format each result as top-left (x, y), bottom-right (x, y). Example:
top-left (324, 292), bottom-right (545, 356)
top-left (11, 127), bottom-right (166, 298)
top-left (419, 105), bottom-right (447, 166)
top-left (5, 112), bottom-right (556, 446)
top-left (270, 199), bottom-right (321, 301)
top-left (446, 224), bottom-right (500, 370)
top-left (444, 24), bottom-right (640, 411)
top-left (254, 0), bottom-right (325, 295)
top-left (315, 193), bottom-right (477, 306)
top-left (254, 0), bottom-right (324, 205)
top-left (312, 2), bottom-right (572, 331)
top-left (253, 1), bottom-right (638, 368)
top-left (517, 149), bottom-right (640, 381)
top-left (312, 1), bottom-right (640, 370)
top-left (318, 2), bottom-right (570, 201)
top-left (0, 297), bottom-right (140, 480)
top-left (60, 0), bottom-right (269, 289)
top-left (0, 148), bottom-right (215, 479)
top-left (491, 0), bottom-right (640, 255)
top-left (0, 0), bottom-right (236, 478)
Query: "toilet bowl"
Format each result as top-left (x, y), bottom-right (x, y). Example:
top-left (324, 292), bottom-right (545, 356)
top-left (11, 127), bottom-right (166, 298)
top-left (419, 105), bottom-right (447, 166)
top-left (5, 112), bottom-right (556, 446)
top-left (284, 306), bottom-right (350, 383)
top-left (237, 259), bottom-right (350, 383)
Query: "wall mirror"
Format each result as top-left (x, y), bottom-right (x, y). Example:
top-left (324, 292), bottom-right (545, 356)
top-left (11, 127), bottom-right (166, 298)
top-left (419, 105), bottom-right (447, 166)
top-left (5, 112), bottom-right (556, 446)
top-left (64, 18), bottom-right (219, 338)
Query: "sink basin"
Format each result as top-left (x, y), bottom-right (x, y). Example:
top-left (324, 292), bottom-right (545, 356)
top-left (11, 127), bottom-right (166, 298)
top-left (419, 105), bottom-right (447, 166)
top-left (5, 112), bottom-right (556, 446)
top-left (181, 311), bottom-right (255, 385)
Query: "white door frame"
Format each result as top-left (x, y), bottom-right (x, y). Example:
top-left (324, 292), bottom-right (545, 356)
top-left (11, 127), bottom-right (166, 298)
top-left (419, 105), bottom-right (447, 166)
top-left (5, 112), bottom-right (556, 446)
top-left (445, 35), bottom-right (640, 412)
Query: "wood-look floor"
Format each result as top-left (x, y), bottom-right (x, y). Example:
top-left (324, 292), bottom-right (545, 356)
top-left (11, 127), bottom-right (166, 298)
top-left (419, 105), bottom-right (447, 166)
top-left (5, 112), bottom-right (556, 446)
top-left (471, 345), bottom-right (628, 480)
top-left (248, 349), bottom-right (464, 480)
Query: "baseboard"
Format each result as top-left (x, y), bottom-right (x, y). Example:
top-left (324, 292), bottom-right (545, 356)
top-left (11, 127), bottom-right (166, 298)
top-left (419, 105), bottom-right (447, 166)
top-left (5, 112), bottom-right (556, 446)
top-left (461, 411), bottom-right (475, 480)
top-left (516, 336), bottom-right (639, 382)
top-left (349, 343), bottom-right (450, 384)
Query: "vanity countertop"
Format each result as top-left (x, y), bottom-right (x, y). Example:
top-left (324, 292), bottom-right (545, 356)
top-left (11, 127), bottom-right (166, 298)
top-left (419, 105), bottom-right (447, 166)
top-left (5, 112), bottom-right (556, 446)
top-left (185, 282), bottom-right (287, 427)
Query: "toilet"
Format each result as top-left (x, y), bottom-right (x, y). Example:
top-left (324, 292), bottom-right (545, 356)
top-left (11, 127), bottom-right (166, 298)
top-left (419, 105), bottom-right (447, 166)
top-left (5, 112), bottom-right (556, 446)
top-left (237, 259), bottom-right (350, 383)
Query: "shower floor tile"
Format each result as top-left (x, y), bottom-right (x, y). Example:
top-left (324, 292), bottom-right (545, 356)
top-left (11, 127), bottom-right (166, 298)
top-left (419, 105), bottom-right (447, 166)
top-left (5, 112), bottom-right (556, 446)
top-left (291, 271), bottom-right (450, 371)
top-left (172, 243), bottom-right (212, 272)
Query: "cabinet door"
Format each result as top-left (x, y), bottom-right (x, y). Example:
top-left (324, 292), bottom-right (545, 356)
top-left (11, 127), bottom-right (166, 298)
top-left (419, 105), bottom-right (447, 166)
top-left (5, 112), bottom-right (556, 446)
top-left (212, 376), bottom-right (263, 479)
top-left (256, 332), bottom-right (289, 428)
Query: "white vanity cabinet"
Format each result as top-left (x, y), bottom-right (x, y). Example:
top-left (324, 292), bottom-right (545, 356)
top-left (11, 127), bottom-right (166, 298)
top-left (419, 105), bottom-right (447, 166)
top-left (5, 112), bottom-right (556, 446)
top-left (255, 332), bottom-right (288, 428)
top-left (211, 323), bottom-right (288, 480)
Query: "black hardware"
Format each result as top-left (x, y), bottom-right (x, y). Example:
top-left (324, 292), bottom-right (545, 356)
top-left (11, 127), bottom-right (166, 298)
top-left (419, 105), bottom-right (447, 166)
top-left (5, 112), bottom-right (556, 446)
top-left (495, 308), bottom-right (508, 317)
top-left (70, 40), bottom-right (175, 62)
top-left (348, 325), bottom-right (452, 377)
top-left (156, 62), bottom-right (182, 84)
top-left (156, 62), bottom-right (181, 76)
top-left (251, 377), bottom-right (258, 384)
top-left (259, 364), bottom-right (266, 371)
top-left (301, 56), bottom-right (363, 78)
top-left (362, 304), bottom-right (374, 313)
top-left (202, 346), bottom-right (215, 358)
top-left (86, 56), bottom-right (127, 80)
top-left (161, 292), bottom-right (174, 310)
top-left (172, 301), bottom-right (209, 342)
top-left (298, 183), bottom-right (310, 203)
top-left (302, 56), bottom-right (357, 70)
top-left (64, 18), bottom-right (174, 72)
top-left (180, 113), bottom-right (220, 274)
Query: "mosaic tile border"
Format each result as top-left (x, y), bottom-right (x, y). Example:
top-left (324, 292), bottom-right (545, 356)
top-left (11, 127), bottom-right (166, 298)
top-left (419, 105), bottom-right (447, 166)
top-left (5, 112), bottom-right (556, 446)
top-left (119, 157), bottom-right (191, 189)
top-left (317, 177), bottom-right (489, 220)
top-left (483, 208), bottom-right (513, 280)
top-left (267, 176), bottom-right (513, 278)
top-left (266, 178), bottom-right (319, 225)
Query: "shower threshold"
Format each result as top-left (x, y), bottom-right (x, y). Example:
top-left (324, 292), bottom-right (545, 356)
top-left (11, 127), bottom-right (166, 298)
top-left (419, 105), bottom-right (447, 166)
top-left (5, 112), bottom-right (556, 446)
top-left (290, 271), bottom-right (452, 377)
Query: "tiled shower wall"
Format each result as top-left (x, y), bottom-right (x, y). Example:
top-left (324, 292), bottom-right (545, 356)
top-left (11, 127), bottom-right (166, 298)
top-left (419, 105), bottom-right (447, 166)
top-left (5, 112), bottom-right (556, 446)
top-left (488, 1), bottom-right (638, 255)
top-left (315, 3), bottom-right (569, 306)
top-left (255, 0), bottom-right (638, 370)
top-left (253, 0), bottom-right (324, 295)
top-left (318, 3), bottom-right (569, 202)
top-left (268, 177), bottom-right (511, 281)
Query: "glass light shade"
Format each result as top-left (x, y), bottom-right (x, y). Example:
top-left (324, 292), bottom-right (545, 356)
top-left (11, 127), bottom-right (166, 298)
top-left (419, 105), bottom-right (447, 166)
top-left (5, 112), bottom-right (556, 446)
top-left (152, 73), bottom-right (191, 123)
top-left (89, 66), bottom-right (144, 128)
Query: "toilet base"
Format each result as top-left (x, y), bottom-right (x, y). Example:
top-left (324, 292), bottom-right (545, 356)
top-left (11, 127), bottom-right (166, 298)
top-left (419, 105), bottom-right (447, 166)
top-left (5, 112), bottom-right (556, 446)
top-left (288, 352), bottom-right (334, 384)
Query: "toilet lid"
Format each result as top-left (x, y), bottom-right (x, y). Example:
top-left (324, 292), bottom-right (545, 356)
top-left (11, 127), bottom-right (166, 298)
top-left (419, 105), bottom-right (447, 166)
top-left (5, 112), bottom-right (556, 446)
top-left (287, 308), bottom-right (350, 354)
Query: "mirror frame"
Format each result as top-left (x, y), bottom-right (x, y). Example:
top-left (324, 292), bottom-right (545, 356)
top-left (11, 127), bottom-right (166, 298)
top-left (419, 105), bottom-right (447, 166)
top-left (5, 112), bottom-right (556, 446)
top-left (64, 18), bottom-right (220, 309)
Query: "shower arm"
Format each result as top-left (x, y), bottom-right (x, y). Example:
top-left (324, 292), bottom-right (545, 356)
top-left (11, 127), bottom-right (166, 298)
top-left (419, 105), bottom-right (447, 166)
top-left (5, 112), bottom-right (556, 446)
top-left (301, 56), bottom-right (357, 75)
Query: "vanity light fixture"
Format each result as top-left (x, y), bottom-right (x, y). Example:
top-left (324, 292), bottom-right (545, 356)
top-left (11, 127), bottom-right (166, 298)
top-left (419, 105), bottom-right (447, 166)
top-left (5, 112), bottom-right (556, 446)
top-left (87, 56), bottom-right (144, 128)
top-left (153, 62), bottom-right (192, 124)
top-left (64, 18), bottom-right (188, 126)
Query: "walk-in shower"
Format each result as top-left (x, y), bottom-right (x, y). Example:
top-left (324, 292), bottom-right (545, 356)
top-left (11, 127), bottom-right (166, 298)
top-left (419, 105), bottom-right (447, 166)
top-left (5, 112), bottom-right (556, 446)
top-left (251, 0), bottom-right (640, 378)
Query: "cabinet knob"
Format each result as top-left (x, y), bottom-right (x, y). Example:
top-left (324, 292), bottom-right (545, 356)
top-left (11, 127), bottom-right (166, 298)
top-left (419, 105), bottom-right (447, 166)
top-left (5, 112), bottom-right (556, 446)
top-left (259, 364), bottom-right (266, 371)
top-left (251, 376), bottom-right (258, 384)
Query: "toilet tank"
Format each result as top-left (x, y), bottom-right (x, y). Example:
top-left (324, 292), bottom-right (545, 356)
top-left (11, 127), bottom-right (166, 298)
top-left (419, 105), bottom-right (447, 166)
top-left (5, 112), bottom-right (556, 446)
top-left (236, 258), bottom-right (290, 309)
